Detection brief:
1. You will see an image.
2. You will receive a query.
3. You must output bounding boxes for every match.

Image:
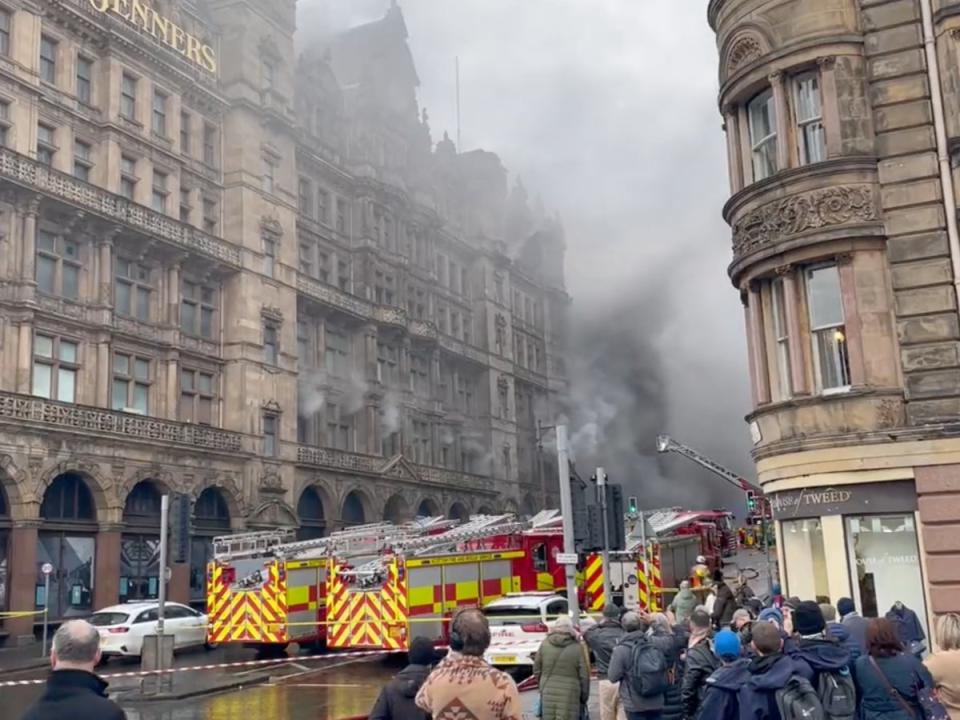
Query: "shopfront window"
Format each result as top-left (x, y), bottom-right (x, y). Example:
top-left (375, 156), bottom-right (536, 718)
top-left (37, 474), bottom-right (96, 618)
top-left (781, 518), bottom-right (830, 602)
top-left (190, 488), bottom-right (230, 605)
top-left (846, 514), bottom-right (927, 638)
top-left (0, 486), bottom-right (8, 612)
top-left (121, 481), bottom-right (162, 603)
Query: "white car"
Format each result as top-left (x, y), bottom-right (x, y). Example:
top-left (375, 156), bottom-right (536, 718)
top-left (89, 602), bottom-right (212, 659)
top-left (483, 593), bottom-right (569, 669)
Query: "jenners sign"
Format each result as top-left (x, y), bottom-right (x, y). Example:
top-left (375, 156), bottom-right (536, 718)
top-left (89, 0), bottom-right (216, 73)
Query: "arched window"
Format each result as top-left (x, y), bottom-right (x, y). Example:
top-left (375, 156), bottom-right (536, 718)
top-left (383, 495), bottom-right (409, 524)
top-left (297, 487), bottom-right (325, 541)
top-left (37, 474), bottom-right (97, 619)
top-left (448, 502), bottom-right (469, 522)
top-left (194, 488), bottom-right (230, 529)
top-left (121, 481), bottom-right (163, 603)
top-left (41, 474), bottom-right (95, 521)
top-left (191, 488), bottom-right (231, 604)
top-left (417, 499), bottom-right (439, 518)
top-left (341, 491), bottom-right (365, 526)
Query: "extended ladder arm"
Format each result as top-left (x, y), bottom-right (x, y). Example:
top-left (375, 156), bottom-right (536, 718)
top-left (655, 435), bottom-right (761, 494)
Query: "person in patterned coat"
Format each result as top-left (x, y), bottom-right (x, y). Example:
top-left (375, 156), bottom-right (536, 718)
top-left (416, 607), bottom-right (524, 720)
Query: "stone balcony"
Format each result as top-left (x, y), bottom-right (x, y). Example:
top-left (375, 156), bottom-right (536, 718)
top-left (0, 391), bottom-right (245, 453)
top-left (296, 445), bottom-right (495, 494)
top-left (0, 147), bottom-right (241, 267)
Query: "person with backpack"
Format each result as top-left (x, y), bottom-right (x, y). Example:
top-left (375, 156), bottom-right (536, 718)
top-left (585, 604), bottom-right (627, 720)
top-left (609, 612), bottom-right (667, 720)
top-left (534, 615), bottom-right (591, 720)
top-left (681, 608), bottom-right (720, 720)
top-left (647, 613), bottom-right (683, 720)
top-left (369, 636), bottom-right (435, 720)
top-left (788, 601), bottom-right (857, 720)
top-left (711, 570), bottom-right (737, 630)
top-left (695, 621), bottom-right (810, 720)
top-left (837, 597), bottom-right (869, 657)
top-left (854, 617), bottom-right (937, 719)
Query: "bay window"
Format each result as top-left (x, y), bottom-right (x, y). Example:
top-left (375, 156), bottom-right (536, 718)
top-left (794, 72), bottom-right (826, 165)
top-left (771, 277), bottom-right (791, 401)
top-left (806, 264), bottom-right (850, 393)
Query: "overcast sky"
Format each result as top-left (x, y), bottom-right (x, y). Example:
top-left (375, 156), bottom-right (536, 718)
top-left (299, 1), bottom-right (754, 511)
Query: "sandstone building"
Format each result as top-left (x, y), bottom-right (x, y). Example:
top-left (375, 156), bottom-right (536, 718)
top-left (709, 0), bottom-right (960, 632)
top-left (0, 0), bottom-right (568, 642)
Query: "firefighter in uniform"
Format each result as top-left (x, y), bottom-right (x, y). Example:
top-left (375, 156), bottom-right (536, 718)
top-left (690, 555), bottom-right (710, 589)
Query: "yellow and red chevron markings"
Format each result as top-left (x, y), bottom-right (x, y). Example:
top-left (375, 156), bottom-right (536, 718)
top-left (584, 554), bottom-right (605, 611)
top-left (207, 561), bottom-right (287, 644)
top-left (327, 559), bottom-right (407, 650)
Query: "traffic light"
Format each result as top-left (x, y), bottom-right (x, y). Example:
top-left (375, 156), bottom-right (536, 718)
top-left (586, 505), bottom-right (604, 551)
top-left (570, 472), bottom-right (589, 546)
top-left (627, 496), bottom-right (638, 516)
top-left (606, 483), bottom-right (625, 551)
top-left (746, 490), bottom-right (757, 515)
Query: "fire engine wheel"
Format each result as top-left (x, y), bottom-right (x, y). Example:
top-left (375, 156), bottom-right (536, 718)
top-left (254, 643), bottom-right (289, 659)
top-left (204, 641), bottom-right (218, 651)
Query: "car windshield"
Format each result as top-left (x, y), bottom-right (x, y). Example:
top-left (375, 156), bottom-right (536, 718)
top-left (89, 612), bottom-right (131, 627)
top-left (484, 607), bottom-right (541, 625)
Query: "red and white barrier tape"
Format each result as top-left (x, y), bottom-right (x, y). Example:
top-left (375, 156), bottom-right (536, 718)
top-left (0, 647), bottom-right (407, 688)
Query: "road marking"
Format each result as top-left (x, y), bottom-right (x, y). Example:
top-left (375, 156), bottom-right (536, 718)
top-left (275, 655), bottom-right (383, 683)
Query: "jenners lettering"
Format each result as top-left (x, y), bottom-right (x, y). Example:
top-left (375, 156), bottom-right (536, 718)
top-left (89, 0), bottom-right (217, 73)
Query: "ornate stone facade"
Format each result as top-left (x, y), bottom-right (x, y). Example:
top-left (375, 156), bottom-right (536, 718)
top-left (709, 0), bottom-right (960, 624)
top-left (0, 0), bottom-right (568, 642)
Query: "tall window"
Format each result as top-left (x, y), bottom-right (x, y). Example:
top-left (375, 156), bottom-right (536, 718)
top-left (73, 139), bottom-right (92, 182)
top-left (120, 155), bottom-right (137, 200)
top-left (298, 178), bottom-right (314, 218)
top-left (115, 259), bottom-right (152, 321)
top-left (202, 122), bottom-right (216, 165)
top-left (263, 324), bottom-right (278, 364)
top-left (748, 89), bottom-right (778, 181)
top-left (181, 279), bottom-right (217, 339)
top-left (299, 242), bottom-right (313, 276)
top-left (36, 230), bottom-right (80, 299)
top-left (336, 197), bottom-right (346, 233)
top-left (151, 170), bottom-right (167, 212)
top-left (338, 260), bottom-right (349, 291)
top-left (33, 334), bottom-right (78, 402)
top-left (806, 264), bottom-right (850, 393)
top-left (262, 159), bottom-right (275, 193)
top-left (37, 123), bottom-right (56, 166)
top-left (202, 197), bottom-right (217, 234)
top-left (0, 100), bottom-right (9, 147)
top-left (178, 112), bottom-right (191, 155)
top-left (120, 73), bottom-right (137, 120)
top-left (795, 73), bottom-right (826, 165)
top-left (179, 187), bottom-right (191, 222)
top-left (152, 90), bottom-right (167, 136)
top-left (325, 404), bottom-right (350, 450)
top-left (263, 235), bottom-right (276, 276)
top-left (376, 342), bottom-right (398, 385)
top-left (112, 353), bottom-right (150, 414)
top-left (180, 368), bottom-right (215, 424)
top-left (317, 189), bottom-right (328, 224)
top-left (0, 9), bottom-right (9, 57)
top-left (40, 36), bottom-right (57, 84)
top-left (325, 327), bottom-right (348, 376)
top-left (263, 59), bottom-right (275, 90)
top-left (76, 56), bottom-right (93, 104)
top-left (771, 277), bottom-right (791, 401)
top-left (263, 414), bottom-right (278, 456)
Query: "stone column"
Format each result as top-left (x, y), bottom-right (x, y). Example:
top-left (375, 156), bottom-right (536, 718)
top-left (364, 324), bottom-right (378, 381)
top-left (768, 71), bottom-right (791, 171)
top-left (818, 56), bottom-right (841, 159)
top-left (747, 284), bottom-right (771, 405)
top-left (16, 322), bottom-right (32, 393)
top-left (20, 197), bottom-right (39, 283)
top-left (169, 563), bottom-right (191, 605)
top-left (93, 525), bottom-right (122, 610)
top-left (781, 270), bottom-right (810, 396)
top-left (97, 237), bottom-right (113, 306)
top-left (96, 339), bottom-right (110, 408)
top-left (6, 523), bottom-right (39, 643)
top-left (723, 106), bottom-right (743, 193)
top-left (166, 355), bottom-right (179, 420)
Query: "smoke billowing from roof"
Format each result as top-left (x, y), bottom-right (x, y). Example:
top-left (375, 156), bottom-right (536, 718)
top-left (297, 1), bottom-right (756, 515)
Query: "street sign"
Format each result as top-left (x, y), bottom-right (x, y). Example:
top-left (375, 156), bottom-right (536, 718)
top-left (556, 552), bottom-right (578, 565)
top-left (41, 563), bottom-right (53, 576)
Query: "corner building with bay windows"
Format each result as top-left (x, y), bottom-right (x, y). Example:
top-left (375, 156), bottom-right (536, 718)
top-left (0, 0), bottom-right (569, 644)
top-left (707, 0), bottom-right (960, 635)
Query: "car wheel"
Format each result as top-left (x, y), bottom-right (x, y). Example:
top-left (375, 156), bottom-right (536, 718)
top-left (204, 642), bottom-right (218, 651)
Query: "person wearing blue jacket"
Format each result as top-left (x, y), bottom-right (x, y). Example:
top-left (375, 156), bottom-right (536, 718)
top-left (837, 597), bottom-right (869, 656)
top-left (787, 601), bottom-right (852, 687)
top-left (821, 603), bottom-right (862, 662)
top-left (695, 622), bottom-right (802, 720)
top-left (853, 617), bottom-right (935, 720)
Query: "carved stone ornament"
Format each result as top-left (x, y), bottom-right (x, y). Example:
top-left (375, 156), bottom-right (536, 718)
top-left (727, 35), bottom-right (763, 74)
top-left (732, 185), bottom-right (879, 259)
top-left (260, 215), bottom-right (283, 237)
top-left (260, 469), bottom-right (284, 495)
top-left (495, 313), bottom-right (507, 330)
top-left (497, 374), bottom-right (510, 391)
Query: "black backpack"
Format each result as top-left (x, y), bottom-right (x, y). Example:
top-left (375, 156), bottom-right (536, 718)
top-left (775, 675), bottom-right (825, 720)
top-left (816, 668), bottom-right (856, 720)
top-left (627, 639), bottom-right (667, 697)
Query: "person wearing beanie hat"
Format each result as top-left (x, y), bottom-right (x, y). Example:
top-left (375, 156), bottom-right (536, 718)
top-left (713, 628), bottom-right (742, 663)
top-left (837, 597), bottom-right (868, 656)
top-left (369, 635), bottom-right (435, 720)
top-left (787, 602), bottom-right (854, 705)
top-left (793, 600), bottom-right (826, 638)
top-left (584, 604), bottom-right (626, 720)
top-left (758, 607), bottom-right (784, 630)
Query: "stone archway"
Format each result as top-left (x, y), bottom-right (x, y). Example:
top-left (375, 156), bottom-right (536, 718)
top-left (297, 486), bottom-right (326, 540)
top-left (383, 494), bottom-right (411, 524)
top-left (120, 480), bottom-right (164, 603)
top-left (476, 504), bottom-right (495, 516)
top-left (416, 497), bottom-right (440, 518)
top-left (341, 490), bottom-right (367, 526)
top-left (190, 487), bottom-right (232, 606)
top-left (448, 501), bottom-right (469, 522)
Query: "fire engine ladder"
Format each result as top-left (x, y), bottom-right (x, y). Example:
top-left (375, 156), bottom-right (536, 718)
top-left (402, 514), bottom-right (529, 556)
top-left (655, 435), bottom-right (760, 494)
top-left (212, 529), bottom-right (296, 560)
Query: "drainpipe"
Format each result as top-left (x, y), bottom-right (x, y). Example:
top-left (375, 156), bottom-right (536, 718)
top-left (920, 0), bottom-right (960, 305)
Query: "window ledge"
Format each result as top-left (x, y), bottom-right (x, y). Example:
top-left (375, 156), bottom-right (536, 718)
top-left (749, 385), bottom-right (901, 419)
